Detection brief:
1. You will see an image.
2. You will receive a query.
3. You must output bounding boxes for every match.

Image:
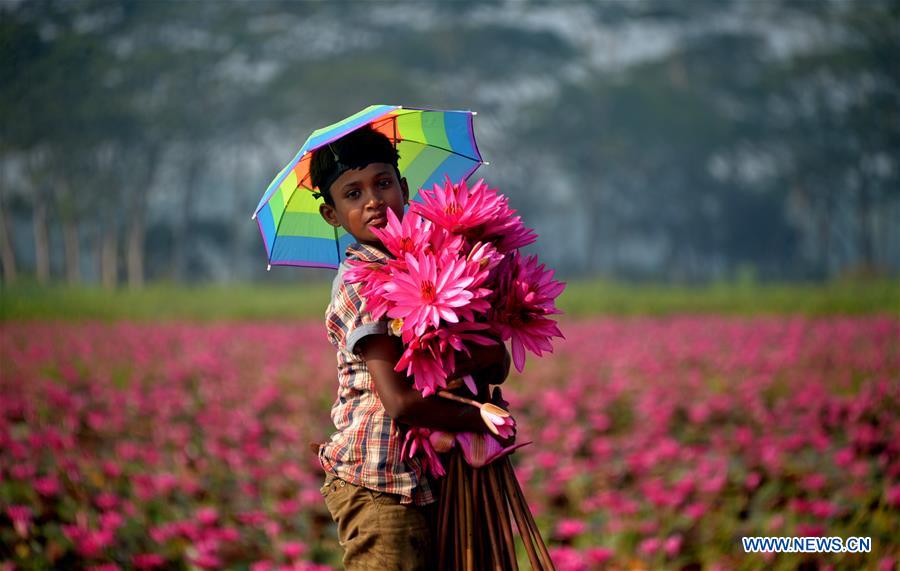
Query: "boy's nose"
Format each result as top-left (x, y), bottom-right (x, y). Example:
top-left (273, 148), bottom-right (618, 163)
top-left (364, 189), bottom-right (385, 207)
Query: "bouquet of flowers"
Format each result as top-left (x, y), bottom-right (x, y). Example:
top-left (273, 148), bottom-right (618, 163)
top-left (345, 177), bottom-right (563, 569)
top-left (345, 178), bottom-right (565, 569)
top-left (345, 178), bottom-right (564, 469)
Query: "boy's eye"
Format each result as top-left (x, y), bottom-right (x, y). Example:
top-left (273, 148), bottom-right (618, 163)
top-left (346, 189), bottom-right (360, 199)
top-left (378, 179), bottom-right (393, 188)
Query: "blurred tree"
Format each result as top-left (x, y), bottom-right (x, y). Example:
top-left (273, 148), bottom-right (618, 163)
top-left (1, 0), bottom-right (268, 286)
top-left (0, 177), bottom-right (15, 284)
top-left (519, 0), bottom-right (898, 280)
top-left (1, 0), bottom-right (132, 286)
top-left (1, 0), bottom-right (897, 284)
top-left (774, 0), bottom-right (899, 277)
top-left (522, 30), bottom-right (798, 281)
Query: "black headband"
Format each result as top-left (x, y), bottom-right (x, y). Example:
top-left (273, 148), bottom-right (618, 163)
top-left (314, 144), bottom-right (355, 199)
top-left (319, 170), bottom-right (351, 198)
top-left (313, 140), bottom-right (399, 200)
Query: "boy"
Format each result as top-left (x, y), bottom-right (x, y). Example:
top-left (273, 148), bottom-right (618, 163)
top-left (312, 125), bottom-right (512, 570)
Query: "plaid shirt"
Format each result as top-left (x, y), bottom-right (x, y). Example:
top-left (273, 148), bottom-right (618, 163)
top-left (317, 242), bottom-right (436, 506)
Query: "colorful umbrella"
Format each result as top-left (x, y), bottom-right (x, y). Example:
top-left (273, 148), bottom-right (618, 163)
top-left (252, 105), bottom-right (485, 269)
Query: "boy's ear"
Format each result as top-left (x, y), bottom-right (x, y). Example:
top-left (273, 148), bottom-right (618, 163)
top-left (319, 202), bottom-right (340, 227)
top-left (400, 177), bottom-right (409, 204)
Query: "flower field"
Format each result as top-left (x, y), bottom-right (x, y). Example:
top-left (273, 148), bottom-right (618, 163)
top-left (1, 316), bottom-right (898, 570)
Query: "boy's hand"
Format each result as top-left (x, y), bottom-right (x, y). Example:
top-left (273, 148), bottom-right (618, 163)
top-left (490, 385), bottom-right (509, 410)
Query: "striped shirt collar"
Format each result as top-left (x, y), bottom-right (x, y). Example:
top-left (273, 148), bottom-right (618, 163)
top-left (346, 242), bottom-right (391, 263)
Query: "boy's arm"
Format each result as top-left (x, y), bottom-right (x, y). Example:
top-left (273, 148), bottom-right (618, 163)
top-left (358, 334), bottom-right (491, 434)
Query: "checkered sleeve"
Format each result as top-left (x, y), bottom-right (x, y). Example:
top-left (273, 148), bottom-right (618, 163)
top-left (341, 279), bottom-right (389, 355)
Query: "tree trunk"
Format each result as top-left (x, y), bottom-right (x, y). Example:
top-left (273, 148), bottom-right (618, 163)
top-left (0, 196), bottom-right (17, 285)
top-left (101, 226), bottom-right (118, 290)
top-left (125, 144), bottom-right (159, 289)
top-left (228, 145), bottom-right (246, 283)
top-left (173, 152), bottom-right (202, 283)
top-left (126, 210), bottom-right (144, 289)
top-left (815, 182), bottom-right (835, 279)
top-left (856, 179), bottom-right (875, 274)
top-left (33, 197), bottom-right (50, 285)
top-left (63, 218), bottom-right (81, 284)
top-left (53, 175), bottom-right (82, 285)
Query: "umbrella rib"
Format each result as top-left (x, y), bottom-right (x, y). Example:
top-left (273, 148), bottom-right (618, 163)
top-left (397, 139), bottom-right (483, 162)
top-left (269, 196), bottom-right (288, 265)
top-left (334, 225), bottom-right (341, 265)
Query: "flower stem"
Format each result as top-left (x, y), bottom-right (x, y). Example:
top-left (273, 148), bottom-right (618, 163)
top-left (436, 390), bottom-right (480, 408)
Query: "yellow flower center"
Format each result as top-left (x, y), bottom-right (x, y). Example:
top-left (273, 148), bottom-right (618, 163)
top-left (444, 202), bottom-right (463, 216)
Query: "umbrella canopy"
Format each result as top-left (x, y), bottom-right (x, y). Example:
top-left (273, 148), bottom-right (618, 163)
top-left (252, 105), bottom-right (485, 269)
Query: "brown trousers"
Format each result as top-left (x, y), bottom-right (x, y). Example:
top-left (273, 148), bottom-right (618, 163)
top-left (320, 475), bottom-right (439, 570)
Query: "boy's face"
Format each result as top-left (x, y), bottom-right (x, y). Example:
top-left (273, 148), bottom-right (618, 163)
top-left (319, 162), bottom-right (409, 249)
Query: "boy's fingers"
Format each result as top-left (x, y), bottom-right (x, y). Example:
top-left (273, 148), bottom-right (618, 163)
top-left (491, 386), bottom-right (510, 409)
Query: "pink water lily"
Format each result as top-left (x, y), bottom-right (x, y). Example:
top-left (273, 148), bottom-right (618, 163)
top-left (406, 429), bottom-right (530, 469)
top-left (369, 207), bottom-right (433, 259)
top-left (281, 541), bottom-right (307, 560)
top-left (479, 194), bottom-right (537, 252)
top-left (465, 241), bottom-right (504, 278)
top-left (433, 321), bottom-right (496, 353)
top-left (426, 225), bottom-right (466, 260)
top-left (410, 177), bottom-right (503, 235)
top-left (480, 404), bottom-right (516, 439)
top-left (489, 252), bottom-right (565, 372)
top-left (555, 518), bottom-right (587, 540)
top-left (401, 427), bottom-right (446, 478)
top-left (133, 553), bottom-right (166, 569)
top-left (7, 505), bottom-right (32, 537)
top-left (343, 260), bottom-right (392, 321)
top-left (394, 331), bottom-right (450, 396)
top-left (454, 432), bottom-right (531, 468)
top-left (394, 322), bottom-right (498, 396)
top-left (383, 251), bottom-right (477, 337)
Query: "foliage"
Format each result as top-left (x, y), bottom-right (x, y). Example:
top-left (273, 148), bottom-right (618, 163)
top-left (0, 279), bottom-right (896, 321)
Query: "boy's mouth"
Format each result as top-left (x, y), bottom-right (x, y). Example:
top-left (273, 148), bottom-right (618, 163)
top-left (366, 214), bottom-right (387, 227)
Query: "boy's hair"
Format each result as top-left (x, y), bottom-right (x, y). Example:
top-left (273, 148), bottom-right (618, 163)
top-left (309, 125), bottom-right (401, 205)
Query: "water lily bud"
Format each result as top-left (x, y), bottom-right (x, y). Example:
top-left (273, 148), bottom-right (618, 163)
top-left (480, 403), bottom-right (514, 437)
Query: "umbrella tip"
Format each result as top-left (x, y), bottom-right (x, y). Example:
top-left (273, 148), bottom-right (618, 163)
top-left (251, 213), bottom-right (257, 220)
top-left (267, 264), bottom-right (271, 271)
top-left (472, 111), bottom-right (478, 116)
top-left (482, 160), bottom-right (491, 166)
